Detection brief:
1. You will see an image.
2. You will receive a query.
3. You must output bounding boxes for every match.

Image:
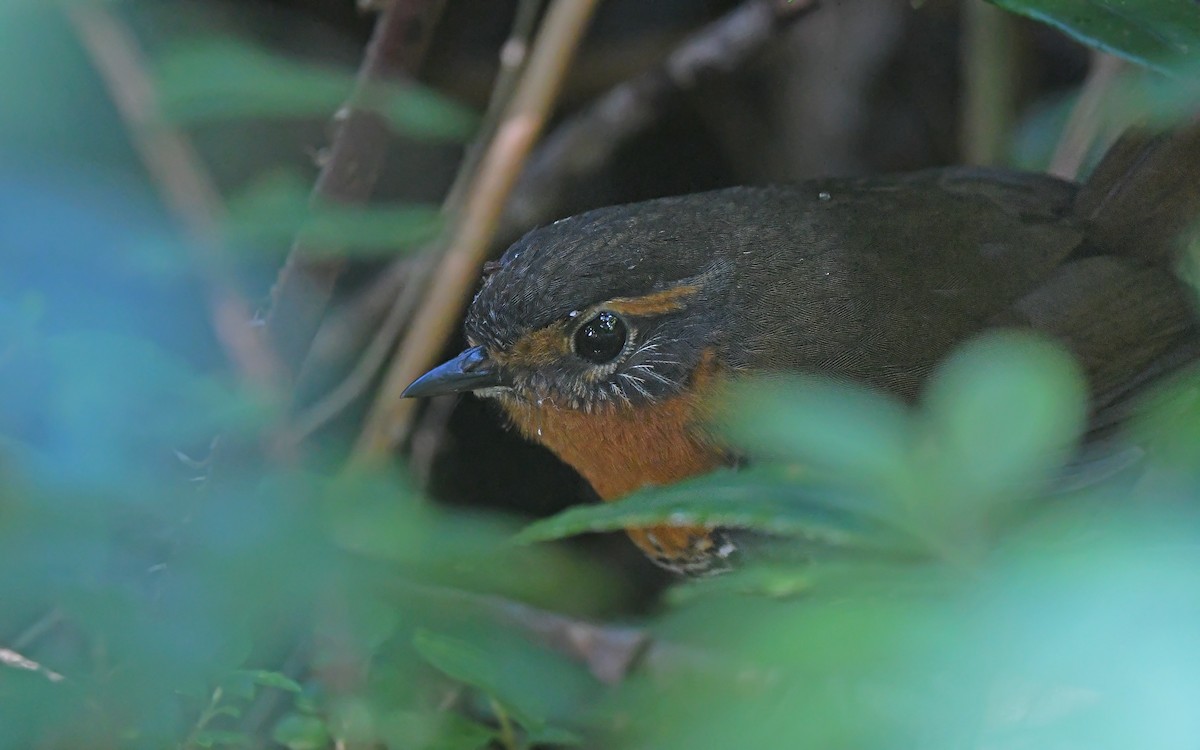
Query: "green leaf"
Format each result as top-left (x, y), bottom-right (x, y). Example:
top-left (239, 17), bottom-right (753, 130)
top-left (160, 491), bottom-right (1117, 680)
top-left (917, 332), bottom-right (1086, 544)
top-left (720, 376), bottom-right (915, 498)
top-left (412, 629), bottom-right (500, 694)
top-left (223, 172), bottom-right (443, 256)
top-left (217, 672), bottom-right (257, 702)
top-left (412, 630), bottom-right (544, 731)
top-left (191, 729), bottom-right (251, 748)
top-left (209, 705), bottom-right (242, 721)
top-left (272, 714), bottom-right (331, 750)
top-left (987, 0), bottom-right (1199, 72)
top-left (155, 38), bottom-right (477, 139)
top-left (377, 711), bottom-right (496, 750)
top-left (667, 563), bottom-right (814, 605)
top-left (524, 724), bottom-right (585, 747)
top-left (241, 670), bottom-right (302, 693)
top-left (514, 467), bottom-right (896, 549)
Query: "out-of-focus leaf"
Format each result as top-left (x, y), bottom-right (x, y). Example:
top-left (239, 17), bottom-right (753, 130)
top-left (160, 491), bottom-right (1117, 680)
top-left (155, 39), bottom-right (477, 140)
top-left (272, 713), bottom-right (331, 750)
top-left (515, 467), bottom-right (897, 549)
top-left (192, 729), bottom-right (251, 747)
top-left (720, 376), bottom-right (914, 499)
top-left (987, 0), bottom-right (1200, 72)
top-left (223, 172), bottom-right (442, 256)
top-left (377, 710), bottom-right (495, 750)
top-left (412, 629), bottom-right (546, 731)
top-left (327, 469), bottom-right (626, 615)
top-left (525, 724), bottom-right (585, 747)
top-left (917, 332), bottom-right (1086, 544)
top-left (666, 563), bottom-right (813, 604)
top-left (413, 629), bottom-right (503, 696)
top-left (240, 670), bottom-right (302, 693)
top-left (1009, 89), bottom-right (1076, 171)
top-left (1128, 366), bottom-right (1200, 472)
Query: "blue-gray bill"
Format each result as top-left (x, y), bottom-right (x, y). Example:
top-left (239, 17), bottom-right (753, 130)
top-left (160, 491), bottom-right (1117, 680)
top-left (402, 346), bottom-right (504, 398)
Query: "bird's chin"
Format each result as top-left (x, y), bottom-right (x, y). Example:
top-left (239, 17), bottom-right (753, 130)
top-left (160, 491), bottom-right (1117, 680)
top-left (471, 385), bottom-right (513, 400)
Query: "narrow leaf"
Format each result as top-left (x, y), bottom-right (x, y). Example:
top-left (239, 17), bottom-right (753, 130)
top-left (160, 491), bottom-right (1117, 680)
top-left (514, 468), bottom-right (897, 549)
top-left (987, 0), bottom-right (1199, 72)
top-left (155, 38), bottom-right (477, 139)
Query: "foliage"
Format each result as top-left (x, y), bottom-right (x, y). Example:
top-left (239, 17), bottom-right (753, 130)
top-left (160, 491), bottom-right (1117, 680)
top-left (2, 0), bottom-right (1200, 749)
top-left (986, 0), bottom-right (1199, 73)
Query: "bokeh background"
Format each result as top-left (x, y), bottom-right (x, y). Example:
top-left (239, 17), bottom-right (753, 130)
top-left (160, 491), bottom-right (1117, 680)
top-left (2, 0), bottom-right (1200, 747)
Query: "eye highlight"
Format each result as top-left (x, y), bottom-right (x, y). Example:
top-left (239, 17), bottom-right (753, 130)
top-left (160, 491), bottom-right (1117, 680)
top-left (572, 311), bottom-right (628, 364)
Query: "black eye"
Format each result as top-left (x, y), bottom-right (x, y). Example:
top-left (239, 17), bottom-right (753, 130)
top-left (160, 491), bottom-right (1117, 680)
top-left (573, 311), bottom-right (627, 364)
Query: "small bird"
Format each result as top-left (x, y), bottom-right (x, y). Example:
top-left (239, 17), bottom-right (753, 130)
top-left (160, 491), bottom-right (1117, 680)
top-left (404, 125), bottom-right (1200, 574)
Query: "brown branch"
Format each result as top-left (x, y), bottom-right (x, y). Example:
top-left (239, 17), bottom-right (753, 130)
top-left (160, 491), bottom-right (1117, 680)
top-left (282, 0), bottom-right (546, 449)
top-left (68, 5), bottom-right (286, 391)
top-left (499, 0), bottom-right (819, 241)
top-left (298, 259), bottom-right (415, 388)
top-left (960, 0), bottom-right (1023, 166)
top-left (263, 0), bottom-right (447, 381)
top-left (352, 0), bottom-right (603, 462)
top-left (1048, 52), bottom-right (1128, 180)
top-left (281, 255), bottom-right (432, 446)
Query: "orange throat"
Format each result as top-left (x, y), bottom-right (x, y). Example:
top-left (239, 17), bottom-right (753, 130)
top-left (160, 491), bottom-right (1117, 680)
top-left (501, 391), bottom-right (724, 500)
top-left (498, 358), bottom-right (728, 569)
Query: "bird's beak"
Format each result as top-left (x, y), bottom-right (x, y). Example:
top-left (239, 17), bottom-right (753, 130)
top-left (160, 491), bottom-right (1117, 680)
top-left (402, 346), bottom-right (506, 398)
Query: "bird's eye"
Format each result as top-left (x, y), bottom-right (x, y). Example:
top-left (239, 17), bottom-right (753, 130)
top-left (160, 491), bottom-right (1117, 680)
top-left (572, 311), bottom-right (628, 364)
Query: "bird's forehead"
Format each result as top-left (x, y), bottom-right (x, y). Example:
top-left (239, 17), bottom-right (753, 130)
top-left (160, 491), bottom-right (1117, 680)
top-left (465, 204), bottom-right (713, 350)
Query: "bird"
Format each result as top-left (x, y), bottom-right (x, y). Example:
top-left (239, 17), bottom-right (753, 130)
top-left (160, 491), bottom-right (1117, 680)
top-left (403, 124), bottom-right (1200, 574)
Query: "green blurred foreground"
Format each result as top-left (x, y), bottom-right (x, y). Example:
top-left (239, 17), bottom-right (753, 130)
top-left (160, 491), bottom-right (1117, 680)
top-left (4, 2), bottom-right (1200, 748)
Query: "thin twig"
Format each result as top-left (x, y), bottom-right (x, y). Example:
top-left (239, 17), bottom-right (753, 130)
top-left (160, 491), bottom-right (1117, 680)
top-left (0, 648), bottom-right (65, 683)
top-left (352, 0), bottom-right (603, 462)
top-left (297, 259), bottom-right (415, 388)
top-left (68, 5), bottom-right (286, 391)
top-left (284, 0), bottom-right (547, 448)
top-left (293, 0), bottom-right (810, 447)
top-left (960, 0), bottom-right (1022, 166)
top-left (1048, 52), bottom-right (1128, 180)
top-left (282, 255), bottom-right (431, 446)
top-left (10, 607), bottom-right (62, 651)
top-left (263, 0), bottom-right (446, 380)
top-left (408, 393), bottom-right (459, 487)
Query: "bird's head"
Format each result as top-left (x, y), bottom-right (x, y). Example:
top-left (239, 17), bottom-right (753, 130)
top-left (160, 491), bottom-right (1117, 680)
top-left (404, 195), bottom-right (739, 412)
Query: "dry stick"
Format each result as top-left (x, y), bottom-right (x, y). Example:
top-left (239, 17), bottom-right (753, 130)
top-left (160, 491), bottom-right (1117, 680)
top-left (352, 0), bottom-right (602, 462)
top-left (263, 0), bottom-right (445, 381)
top-left (284, 0), bottom-right (547, 449)
top-left (285, 262), bottom-right (428, 444)
top-left (300, 258), bottom-right (414, 386)
top-left (499, 0), bottom-right (819, 242)
top-left (960, 0), bottom-right (1022, 166)
top-left (68, 5), bottom-right (285, 391)
top-left (1048, 52), bottom-right (1128, 180)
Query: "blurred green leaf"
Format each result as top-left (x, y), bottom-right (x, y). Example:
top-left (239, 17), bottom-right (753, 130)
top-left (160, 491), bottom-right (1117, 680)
top-left (525, 724), bottom-right (584, 747)
top-left (515, 467), bottom-right (895, 549)
top-left (413, 629), bottom-right (546, 731)
top-left (376, 710), bottom-right (495, 750)
top-left (987, 0), bottom-right (1200, 72)
top-left (191, 729), bottom-right (251, 748)
top-left (720, 376), bottom-right (914, 499)
top-left (916, 332), bottom-right (1086, 547)
top-left (273, 713), bottom-right (331, 750)
top-left (224, 172), bottom-right (442, 256)
top-left (155, 38), bottom-right (477, 140)
top-left (241, 669), bottom-right (302, 693)
top-left (666, 563), bottom-right (813, 604)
